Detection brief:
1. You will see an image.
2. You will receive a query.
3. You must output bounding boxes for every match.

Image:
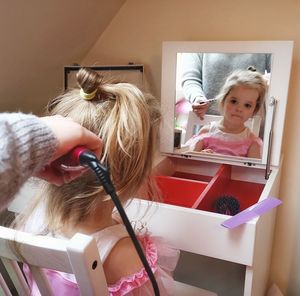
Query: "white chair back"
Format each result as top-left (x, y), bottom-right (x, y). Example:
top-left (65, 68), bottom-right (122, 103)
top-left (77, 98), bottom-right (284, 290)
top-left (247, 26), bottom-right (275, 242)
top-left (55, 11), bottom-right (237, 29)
top-left (0, 226), bottom-right (108, 296)
top-left (0, 225), bottom-right (218, 295)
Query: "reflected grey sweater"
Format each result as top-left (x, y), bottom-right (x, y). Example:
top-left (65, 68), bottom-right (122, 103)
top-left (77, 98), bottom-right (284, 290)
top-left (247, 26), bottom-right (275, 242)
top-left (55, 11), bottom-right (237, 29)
top-left (0, 113), bottom-right (57, 211)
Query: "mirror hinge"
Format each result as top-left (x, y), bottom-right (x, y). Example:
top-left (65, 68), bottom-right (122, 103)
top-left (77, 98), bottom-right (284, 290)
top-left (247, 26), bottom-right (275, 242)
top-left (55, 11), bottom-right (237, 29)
top-left (265, 96), bottom-right (277, 180)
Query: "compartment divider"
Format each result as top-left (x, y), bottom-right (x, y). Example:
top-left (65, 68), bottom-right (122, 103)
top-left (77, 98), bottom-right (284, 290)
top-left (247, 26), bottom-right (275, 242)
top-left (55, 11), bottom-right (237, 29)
top-left (192, 164), bottom-right (231, 210)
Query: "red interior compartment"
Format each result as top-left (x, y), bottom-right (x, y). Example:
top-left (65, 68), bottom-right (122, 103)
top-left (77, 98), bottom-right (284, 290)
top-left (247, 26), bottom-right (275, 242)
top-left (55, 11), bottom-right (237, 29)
top-left (155, 164), bottom-right (264, 215)
top-left (194, 164), bottom-right (265, 214)
top-left (155, 175), bottom-right (207, 208)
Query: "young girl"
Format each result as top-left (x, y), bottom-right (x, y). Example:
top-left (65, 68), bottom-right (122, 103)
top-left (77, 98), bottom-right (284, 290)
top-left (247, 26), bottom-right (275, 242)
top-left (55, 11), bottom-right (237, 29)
top-left (189, 69), bottom-right (267, 158)
top-left (13, 68), bottom-right (179, 295)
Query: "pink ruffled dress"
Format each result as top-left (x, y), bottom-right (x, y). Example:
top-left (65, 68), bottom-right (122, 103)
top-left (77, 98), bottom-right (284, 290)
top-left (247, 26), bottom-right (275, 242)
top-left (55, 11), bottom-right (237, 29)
top-left (24, 224), bottom-right (179, 296)
top-left (186, 121), bottom-right (262, 157)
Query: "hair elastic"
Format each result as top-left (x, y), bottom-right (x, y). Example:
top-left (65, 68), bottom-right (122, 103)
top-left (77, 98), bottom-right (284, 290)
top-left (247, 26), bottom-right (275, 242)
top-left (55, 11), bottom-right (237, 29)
top-left (80, 88), bottom-right (97, 100)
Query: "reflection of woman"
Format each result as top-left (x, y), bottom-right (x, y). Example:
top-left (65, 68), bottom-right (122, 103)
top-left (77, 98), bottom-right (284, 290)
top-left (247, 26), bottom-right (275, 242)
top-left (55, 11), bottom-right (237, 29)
top-left (186, 69), bottom-right (268, 158)
top-left (181, 53), bottom-right (271, 119)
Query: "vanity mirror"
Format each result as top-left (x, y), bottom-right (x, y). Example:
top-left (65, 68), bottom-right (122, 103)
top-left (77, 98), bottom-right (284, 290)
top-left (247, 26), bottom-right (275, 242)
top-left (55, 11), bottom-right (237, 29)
top-left (160, 41), bottom-right (293, 169)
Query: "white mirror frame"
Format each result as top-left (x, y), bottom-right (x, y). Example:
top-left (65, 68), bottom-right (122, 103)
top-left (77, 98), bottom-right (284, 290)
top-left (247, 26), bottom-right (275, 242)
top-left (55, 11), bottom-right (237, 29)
top-left (160, 41), bottom-right (293, 167)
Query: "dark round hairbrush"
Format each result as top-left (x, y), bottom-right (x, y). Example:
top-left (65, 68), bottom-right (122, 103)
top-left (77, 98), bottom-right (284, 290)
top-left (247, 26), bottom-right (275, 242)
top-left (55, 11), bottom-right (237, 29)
top-left (214, 195), bottom-right (240, 216)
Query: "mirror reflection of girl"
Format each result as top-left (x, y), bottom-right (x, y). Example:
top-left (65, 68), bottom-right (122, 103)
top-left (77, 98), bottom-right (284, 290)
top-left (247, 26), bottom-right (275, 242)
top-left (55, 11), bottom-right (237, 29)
top-left (12, 68), bottom-right (179, 295)
top-left (188, 69), bottom-right (267, 158)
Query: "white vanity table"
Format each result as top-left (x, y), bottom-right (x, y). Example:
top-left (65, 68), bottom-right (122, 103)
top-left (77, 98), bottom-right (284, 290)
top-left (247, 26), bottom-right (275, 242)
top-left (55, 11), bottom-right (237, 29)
top-left (125, 41), bottom-right (293, 295)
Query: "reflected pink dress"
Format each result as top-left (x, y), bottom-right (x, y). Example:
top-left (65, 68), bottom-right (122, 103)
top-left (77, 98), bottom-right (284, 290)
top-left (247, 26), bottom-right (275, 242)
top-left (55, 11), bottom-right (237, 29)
top-left (24, 224), bottom-right (179, 296)
top-left (186, 121), bottom-right (262, 157)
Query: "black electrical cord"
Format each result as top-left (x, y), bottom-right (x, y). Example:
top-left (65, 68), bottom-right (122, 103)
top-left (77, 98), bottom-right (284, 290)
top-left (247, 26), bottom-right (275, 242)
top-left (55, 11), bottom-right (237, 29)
top-left (78, 150), bottom-right (160, 296)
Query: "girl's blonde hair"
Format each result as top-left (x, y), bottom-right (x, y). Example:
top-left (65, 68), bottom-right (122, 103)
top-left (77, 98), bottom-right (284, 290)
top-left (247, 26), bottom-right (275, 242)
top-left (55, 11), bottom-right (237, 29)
top-left (15, 67), bottom-right (161, 233)
top-left (217, 68), bottom-right (268, 115)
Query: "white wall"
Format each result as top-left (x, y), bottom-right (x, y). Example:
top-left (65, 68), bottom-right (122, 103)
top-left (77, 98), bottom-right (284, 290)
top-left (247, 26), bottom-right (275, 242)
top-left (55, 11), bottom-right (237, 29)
top-left (0, 0), bottom-right (125, 114)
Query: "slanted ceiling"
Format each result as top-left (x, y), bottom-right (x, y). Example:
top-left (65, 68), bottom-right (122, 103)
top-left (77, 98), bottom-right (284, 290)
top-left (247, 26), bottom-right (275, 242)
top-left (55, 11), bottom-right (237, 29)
top-left (0, 0), bottom-right (125, 114)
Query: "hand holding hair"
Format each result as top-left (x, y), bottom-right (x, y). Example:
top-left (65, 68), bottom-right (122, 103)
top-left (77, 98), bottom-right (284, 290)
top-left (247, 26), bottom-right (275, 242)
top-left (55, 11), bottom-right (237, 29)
top-left (192, 96), bottom-right (209, 120)
top-left (35, 115), bottom-right (103, 186)
top-left (0, 112), bottom-right (102, 210)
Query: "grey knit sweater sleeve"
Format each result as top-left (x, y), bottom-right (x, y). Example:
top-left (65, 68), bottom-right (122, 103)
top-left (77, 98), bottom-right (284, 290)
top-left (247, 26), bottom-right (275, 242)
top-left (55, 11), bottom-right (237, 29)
top-left (0, 113), bottom-right (58, 211)
top-left (181, 53), bottom-right (206, 103)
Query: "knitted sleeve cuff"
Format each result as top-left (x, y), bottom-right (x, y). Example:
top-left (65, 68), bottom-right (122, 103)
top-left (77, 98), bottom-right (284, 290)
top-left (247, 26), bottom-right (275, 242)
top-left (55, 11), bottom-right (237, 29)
top-left (0, 113), bottom-right (58, 210)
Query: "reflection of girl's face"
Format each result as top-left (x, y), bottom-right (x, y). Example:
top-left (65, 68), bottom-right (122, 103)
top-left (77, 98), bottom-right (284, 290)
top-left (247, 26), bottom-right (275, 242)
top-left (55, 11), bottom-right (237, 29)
top-left (223, 85), bottom-right (258, 125)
